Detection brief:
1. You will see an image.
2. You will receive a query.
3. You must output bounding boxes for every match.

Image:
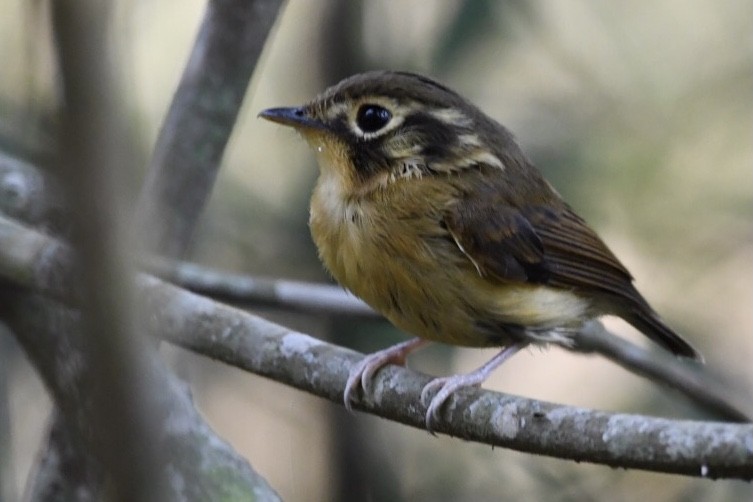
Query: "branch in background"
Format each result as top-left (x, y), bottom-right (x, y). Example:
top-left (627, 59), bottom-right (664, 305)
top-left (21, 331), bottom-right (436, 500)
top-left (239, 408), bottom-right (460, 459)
top-left (1, 215), bottom-right (751, 480)
top-left (0, 325), bottom-right (16, 502)
top-left (0, 152), bottom-right (64, 229)
top-left (0, 291), bottom-right (281, 502)
top-left (34, 1), bottom-right (281, 499)
top-left (134, 0), bottom-right (284, 258)
top-left (0, 216), bottom-right (75, 301)
top-left (22, 411), bottom-right (105, 501)
top-left (146, 255), bottom-right (378, 317)
top-left (0, 163), bottom-right (374, 316)
top-left (571, 322), bottom-right (752, 423)
top-left (3, 0), bottom-right (288, 493)
top-left (53, 1), bottom-right (173, 499)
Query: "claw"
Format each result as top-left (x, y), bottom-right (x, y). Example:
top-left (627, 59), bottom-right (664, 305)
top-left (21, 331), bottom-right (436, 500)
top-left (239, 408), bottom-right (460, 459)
top-left (419, 343), bottom-right (527, 433)
top-left (343, 338), bottom-right (428, 412)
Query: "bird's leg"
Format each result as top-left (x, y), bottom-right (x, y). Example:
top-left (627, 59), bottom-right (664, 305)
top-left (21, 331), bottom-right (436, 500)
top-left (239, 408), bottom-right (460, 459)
top-left (344, 337), bottom-right (429, 412)
top-left (420, 342), bottom-right (528, 433)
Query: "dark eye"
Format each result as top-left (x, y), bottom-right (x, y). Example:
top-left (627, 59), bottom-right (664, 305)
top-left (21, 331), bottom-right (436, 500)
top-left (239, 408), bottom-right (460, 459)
top-left (356, 104), bottom-right (392, 133)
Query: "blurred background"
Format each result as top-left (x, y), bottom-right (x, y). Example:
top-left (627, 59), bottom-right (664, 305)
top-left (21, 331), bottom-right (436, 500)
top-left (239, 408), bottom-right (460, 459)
top-left (1, 0), bottom-right (751, 500)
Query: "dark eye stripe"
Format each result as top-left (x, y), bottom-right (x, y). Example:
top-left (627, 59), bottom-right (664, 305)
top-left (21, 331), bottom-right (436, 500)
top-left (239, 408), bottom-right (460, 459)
top-left (401, 112), bottom-right (458, 159)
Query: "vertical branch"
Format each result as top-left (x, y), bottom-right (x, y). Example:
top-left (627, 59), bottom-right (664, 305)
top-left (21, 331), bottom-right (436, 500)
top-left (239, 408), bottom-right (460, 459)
top-left (39, 0), bottom-right (287, 500)
top-left (51, 1), bottom-right (169, 500)
top-left (135, 0), bottom-right (284, 258)
top-left (8, 0), bottom-right (286, 497)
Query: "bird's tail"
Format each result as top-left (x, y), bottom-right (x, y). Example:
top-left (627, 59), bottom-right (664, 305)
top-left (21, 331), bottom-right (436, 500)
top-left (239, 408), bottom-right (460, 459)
top-left (625, 308), bottom-right (703, 362)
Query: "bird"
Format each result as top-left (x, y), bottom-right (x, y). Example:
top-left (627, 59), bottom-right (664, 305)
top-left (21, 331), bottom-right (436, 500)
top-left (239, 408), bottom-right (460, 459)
top-left (259, 70), bottom-right (701, 432)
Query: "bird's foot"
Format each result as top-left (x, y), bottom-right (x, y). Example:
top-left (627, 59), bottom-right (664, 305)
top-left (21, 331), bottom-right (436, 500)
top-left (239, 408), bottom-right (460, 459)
top-left (344, 337), bottom-right (427, 413)
top-left (420, 343), bottom-right (527, 433)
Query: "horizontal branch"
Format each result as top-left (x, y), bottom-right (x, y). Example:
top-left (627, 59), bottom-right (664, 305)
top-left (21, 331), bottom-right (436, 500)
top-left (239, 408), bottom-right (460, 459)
top-left (145, 256), bottom-right (378, 317)
top-left (1, 215), bottom-right (751, 479)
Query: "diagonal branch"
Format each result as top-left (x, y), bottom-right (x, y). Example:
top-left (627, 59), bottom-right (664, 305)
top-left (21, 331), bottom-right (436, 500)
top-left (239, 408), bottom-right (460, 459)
top-left (145, 255), bottom-right (753, 423)
top-left (570, 322), bottom-right (752, 423)
top-left (134, 0), bottom-right (284, 257)
top-left (1, 214), bottom-right (751, 480)
top-left (140, 275), bottom-right (753, 480)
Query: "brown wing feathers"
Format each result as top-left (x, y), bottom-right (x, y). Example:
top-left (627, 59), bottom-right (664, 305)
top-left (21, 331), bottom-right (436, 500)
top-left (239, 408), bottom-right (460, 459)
top-left (447, 200), bottom-right (636, 299)
top-left (445, 197), bottom-right (701, 359)
top-left (530, 208), bottom-right (645, 302)
top-left (445, 205), bottom-right (549, 284)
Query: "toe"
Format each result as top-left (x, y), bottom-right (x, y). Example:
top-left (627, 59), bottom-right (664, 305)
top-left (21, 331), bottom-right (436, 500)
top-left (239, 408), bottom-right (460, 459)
top-left (420, 374), bottom-right (485, 432)
top-left (425, 389), bottom-right (452, 433)
top-left (342, 338), bottom-right (428, 412)
top-left (420, 377), bottom-right (446, 405)
top-left (343, 362), bottom-right (366, 412)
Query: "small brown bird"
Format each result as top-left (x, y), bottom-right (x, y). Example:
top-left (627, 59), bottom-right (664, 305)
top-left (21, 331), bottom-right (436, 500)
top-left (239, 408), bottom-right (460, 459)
top-left (259, 71), bottom-right (701, 431)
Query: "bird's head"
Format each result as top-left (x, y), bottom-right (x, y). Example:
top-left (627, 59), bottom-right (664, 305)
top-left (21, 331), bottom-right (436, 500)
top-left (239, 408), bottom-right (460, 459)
top-left (259, 71), bottom-right (509, 194)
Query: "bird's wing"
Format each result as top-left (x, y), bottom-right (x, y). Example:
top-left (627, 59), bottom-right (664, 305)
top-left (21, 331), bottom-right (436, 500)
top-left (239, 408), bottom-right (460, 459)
top-left (444, 196), bottom-right (704, 359)
top-left (444, 197), bottom-right (645, 305)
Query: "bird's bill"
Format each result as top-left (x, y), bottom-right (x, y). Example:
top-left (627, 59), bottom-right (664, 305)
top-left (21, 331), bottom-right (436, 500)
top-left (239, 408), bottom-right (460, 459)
top-left (258, 106), bottom-right (326, 131)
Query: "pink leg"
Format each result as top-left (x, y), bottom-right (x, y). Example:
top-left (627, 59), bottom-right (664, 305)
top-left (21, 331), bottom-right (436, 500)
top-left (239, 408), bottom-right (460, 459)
top-left (344, 337), bottom-right (428, 412)
top-left (420, 342), bottom-right (527, 433)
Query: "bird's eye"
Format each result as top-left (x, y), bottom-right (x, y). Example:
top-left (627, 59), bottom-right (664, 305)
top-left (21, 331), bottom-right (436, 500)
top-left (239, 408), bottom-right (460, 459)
top-left (356, 104), bottom-right (392, 133)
